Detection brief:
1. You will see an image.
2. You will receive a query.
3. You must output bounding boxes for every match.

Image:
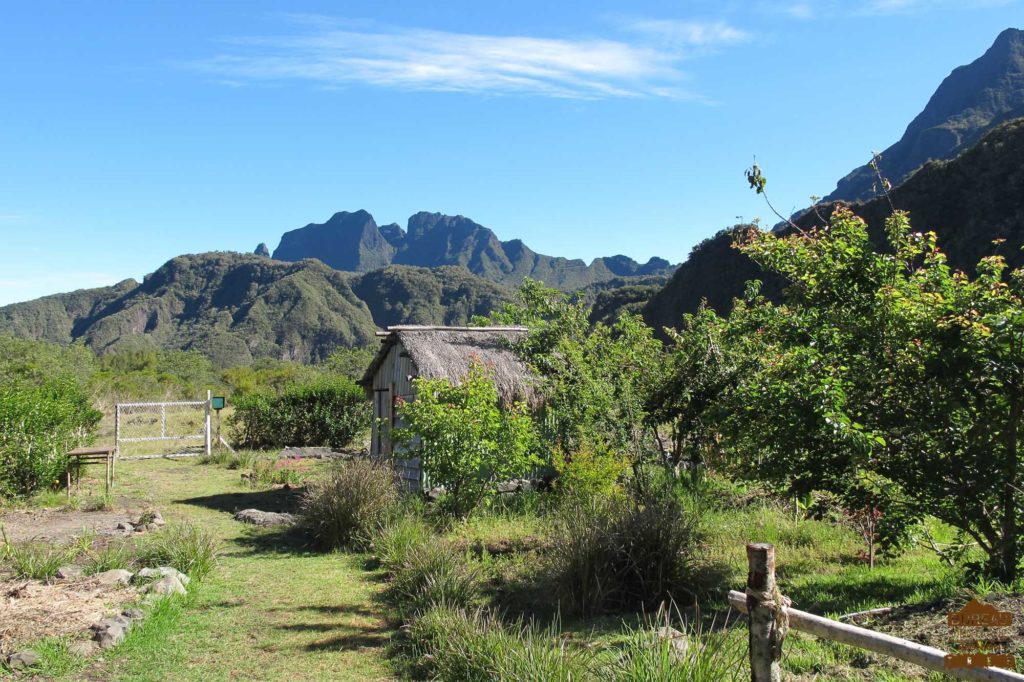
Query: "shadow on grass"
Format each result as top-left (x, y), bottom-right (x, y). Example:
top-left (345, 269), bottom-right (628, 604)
top-left (273, 612), bottom-right (393, 651)
top-left (267, 604), bottom-right (381, 618)
top-left (785, 572), bottom-right (944, 614)
top-left (304, 628), bottom-right (391, 651)
top-left (176, 487), bottom-right (304, 516)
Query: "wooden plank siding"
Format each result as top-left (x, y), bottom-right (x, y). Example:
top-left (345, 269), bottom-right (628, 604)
top-left (369, 339), bottom-right (421, 490)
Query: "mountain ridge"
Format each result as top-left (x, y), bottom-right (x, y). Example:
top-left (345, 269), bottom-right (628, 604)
top-left (270, 209), bottom-right (675, 291)
top-left (827, 27), bottom-right (1024, 202)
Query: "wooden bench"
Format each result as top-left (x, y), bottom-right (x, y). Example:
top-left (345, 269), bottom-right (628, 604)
top-left (66, 446), bottom-right (115, 496)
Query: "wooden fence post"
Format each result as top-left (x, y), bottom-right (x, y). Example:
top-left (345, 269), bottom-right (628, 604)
top-left (747, 542), bottom-right (786, 682)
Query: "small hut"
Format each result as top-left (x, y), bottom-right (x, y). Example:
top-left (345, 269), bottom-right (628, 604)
top-left (359, 325), bottom-right (536, 490)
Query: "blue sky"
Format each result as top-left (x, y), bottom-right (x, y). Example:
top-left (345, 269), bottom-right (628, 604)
top-left (0, 1), bottom-right (1019, 305)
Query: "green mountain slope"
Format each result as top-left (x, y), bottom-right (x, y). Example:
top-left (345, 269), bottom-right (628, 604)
top-left (0, 253), bottom-right (514, 365)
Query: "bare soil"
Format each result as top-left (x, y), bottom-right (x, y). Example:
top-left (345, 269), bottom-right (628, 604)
top-left (0, 508), bottom-right (134, 544)
top-left (875, 594), bottom-right (1024, 658)
top-left (0, 577), bottom-right (137, 655)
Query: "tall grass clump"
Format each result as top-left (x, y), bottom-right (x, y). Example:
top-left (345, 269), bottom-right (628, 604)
top-left (84, 540), bottom-right (137, 574)
top-left (603, 607), bottom-right (745, 681)
top-left (373, 515), bottom-right (433, 574)
top-left (385, 541), bottom-right (481, 620)
top-left (549, 481), bottom-right (701, 616)
top-left (300, 459), bottom-right (399, 550)
top-left (407, 605), bottom-right (594, 681)
top-left (138, 522), bottom-right (218, 581)
top-left (1, 534), bottom-right (75, 580)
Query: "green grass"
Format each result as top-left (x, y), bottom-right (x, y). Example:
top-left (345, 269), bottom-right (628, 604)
top-left (2, 535), bottom-right (77, 580)
top-left (2, 456), bottom-right (968, 681)
top-left (63, 457), bottom-right (395, 682)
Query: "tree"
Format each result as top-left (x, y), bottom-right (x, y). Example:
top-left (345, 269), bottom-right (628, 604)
top-left (731, 206), bottom-right (1024, 580)
top-left (394, 362), bottom-right (539, 516)
top-left (481, 279), bottom-right (663, 482)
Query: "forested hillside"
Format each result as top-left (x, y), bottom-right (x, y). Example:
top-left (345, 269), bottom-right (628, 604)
top-left (644, 117), bottom-right (1024, 333)
top-left (0, 253), bottom-right (513, 365)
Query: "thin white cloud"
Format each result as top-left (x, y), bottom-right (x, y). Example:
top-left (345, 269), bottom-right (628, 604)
top-left (759, 0), bottom-right (1016, 17)
top-left (190, 16), bottom-right (750, 100)
top-left (784, 3), bottom-right (815, 19)
top-left (860, 0), bottom-right (1017, 13)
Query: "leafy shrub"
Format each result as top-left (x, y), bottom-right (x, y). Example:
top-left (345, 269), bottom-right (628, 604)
top-left (0, 378), bottom-right (101, 497)
top-left (300, 459), bottom-right (399, 550)
top-left (395, 362), bottom-right (540, 517)
top-left (385, 540), bottom-right (481, 620)
top-left (548, 482), bottom-right (701, 616)
top-left (552, 439), bottom-right (630, 499)
top-left (228, 377), bottom-right (369, 450)
top-left (138, 522), bottom-right (218, 580)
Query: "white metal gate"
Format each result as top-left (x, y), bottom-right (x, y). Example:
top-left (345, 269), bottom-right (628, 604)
top-left (115, 397), bottom-right (211, 460)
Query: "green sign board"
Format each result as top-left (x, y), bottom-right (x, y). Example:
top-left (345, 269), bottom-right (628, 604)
top-left (211, 396), bottom-right (226, 411)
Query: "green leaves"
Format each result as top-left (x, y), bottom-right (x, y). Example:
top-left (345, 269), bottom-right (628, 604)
top-left (394, 362), bottom-right (540, 517)
top-left (0, 378), bottom-right (100, 497)
top-left (723, 205), bottom-right (1024, 578)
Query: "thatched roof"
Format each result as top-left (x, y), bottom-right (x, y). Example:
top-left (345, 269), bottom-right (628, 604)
top-left (360, 326), bottom-right (538, 406)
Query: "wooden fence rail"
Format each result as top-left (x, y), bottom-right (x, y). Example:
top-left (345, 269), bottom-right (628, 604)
top-left (734, 543), bottom-right (1024, 682)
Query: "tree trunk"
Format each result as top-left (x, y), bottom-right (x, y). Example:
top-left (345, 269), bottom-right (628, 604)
top-left (998, 396), bottom-right (1022, 582)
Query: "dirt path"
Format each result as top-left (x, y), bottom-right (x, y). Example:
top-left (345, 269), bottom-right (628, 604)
top-left (79, 458), bottom-right (395, 682)
top-left (0, 509), bottom-right (133, 544)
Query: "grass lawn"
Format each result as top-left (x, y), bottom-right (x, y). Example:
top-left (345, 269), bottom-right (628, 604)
top-left (3, 458), bottom-right (988, 681)
top-left (56, 457), bottom-right (394, 682)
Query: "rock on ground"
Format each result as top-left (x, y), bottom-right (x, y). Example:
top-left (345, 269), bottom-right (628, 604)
top-left (233, 509), bottom-right (296, 527)
top-left (68, 640), bottom-right (98, 657)
top-left (91, 615), bottom-right (132, 648)
top-left (7, 650), bottom-right (40, 669)
top-left (56, 564), bottom-right (84, 580)
top-left (144, 575), bottom-right (187, 597)
top-left (93, 568), bottom-right (133, 586)
top-left (136, 566), bottom-right (190, 586)
top-left (655, 626), bottom-right (689, 661)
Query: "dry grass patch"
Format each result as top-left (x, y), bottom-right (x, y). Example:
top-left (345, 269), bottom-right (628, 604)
top-left (0, 577), bottom-right (136, 656)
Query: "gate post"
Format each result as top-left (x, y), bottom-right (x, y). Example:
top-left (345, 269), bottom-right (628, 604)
top-left (113, 404), bottom-right (120, 484)
top-left (747, 542), bottom-right (786, 681)
top-left (204, 390), bottom-right (213, 457)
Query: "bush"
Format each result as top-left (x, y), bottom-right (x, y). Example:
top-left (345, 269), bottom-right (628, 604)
top-left (394, 362), bottom-right (540, 517)
top-left (548, 482), bottom-right (701, 616)
top-left (300, 459), bottom-right (399, 550)
top-left (552, 439), bottom-right (630, 499)
top-left (0, 379), bottom-right (101, 497)
top-left (138, 522), bottom-right (218, 581)
top-left (228, 377), bottom-right (369, 450)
